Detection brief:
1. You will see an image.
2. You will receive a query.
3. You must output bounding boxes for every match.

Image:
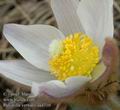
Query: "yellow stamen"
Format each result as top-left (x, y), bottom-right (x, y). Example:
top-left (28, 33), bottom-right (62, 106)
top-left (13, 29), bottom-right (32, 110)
top-left (49, 33), bottom-right (99, 81)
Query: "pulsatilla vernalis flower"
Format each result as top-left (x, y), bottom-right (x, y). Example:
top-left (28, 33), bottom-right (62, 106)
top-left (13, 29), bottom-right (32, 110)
top-left (1, 0), bottom-right (120, 108)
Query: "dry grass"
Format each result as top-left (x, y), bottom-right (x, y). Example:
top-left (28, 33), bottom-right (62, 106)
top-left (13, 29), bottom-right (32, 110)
top-left (0, 0), bottom-right (56, 60)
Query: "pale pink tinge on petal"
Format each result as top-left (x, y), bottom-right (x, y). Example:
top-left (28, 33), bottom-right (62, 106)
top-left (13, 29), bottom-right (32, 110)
top-left (32, 76), bottom-right (91, 98)
top-left (91, 38), bottom-right (119, 86)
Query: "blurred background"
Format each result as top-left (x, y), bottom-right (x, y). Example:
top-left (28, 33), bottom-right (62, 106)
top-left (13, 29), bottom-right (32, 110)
top-left (0, 0), bottom-right (120, 110)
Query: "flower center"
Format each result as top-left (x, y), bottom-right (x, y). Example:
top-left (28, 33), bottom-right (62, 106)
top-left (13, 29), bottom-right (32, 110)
top-left (49, 33), bottom-right (100, 81)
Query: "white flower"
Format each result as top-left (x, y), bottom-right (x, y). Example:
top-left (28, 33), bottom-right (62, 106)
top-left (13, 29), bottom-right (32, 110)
top-left (1, 0), bottom-right (113, 98)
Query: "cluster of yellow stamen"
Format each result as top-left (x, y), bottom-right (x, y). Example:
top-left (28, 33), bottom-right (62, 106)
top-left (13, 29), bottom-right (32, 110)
top-left (49, 33), bottom-right (99, 81)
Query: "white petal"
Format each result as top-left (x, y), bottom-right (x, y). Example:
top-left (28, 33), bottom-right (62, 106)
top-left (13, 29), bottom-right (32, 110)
top-left (51, 0), bottom-right (84, 35)
top-left (0, 60), bottom-right (54, 86)
top-left (91, 61), bottom-right (106, 82)
top-left (77, 0), bottom-right (114, 51)
top-left (32, 76), bottom-right (91, 97)
top-left (3, 24), bottom-right (65, 71)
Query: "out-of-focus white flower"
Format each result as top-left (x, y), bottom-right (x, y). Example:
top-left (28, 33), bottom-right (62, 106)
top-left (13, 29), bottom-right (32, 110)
top-left (1, 0), bottom-right (114, 98)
